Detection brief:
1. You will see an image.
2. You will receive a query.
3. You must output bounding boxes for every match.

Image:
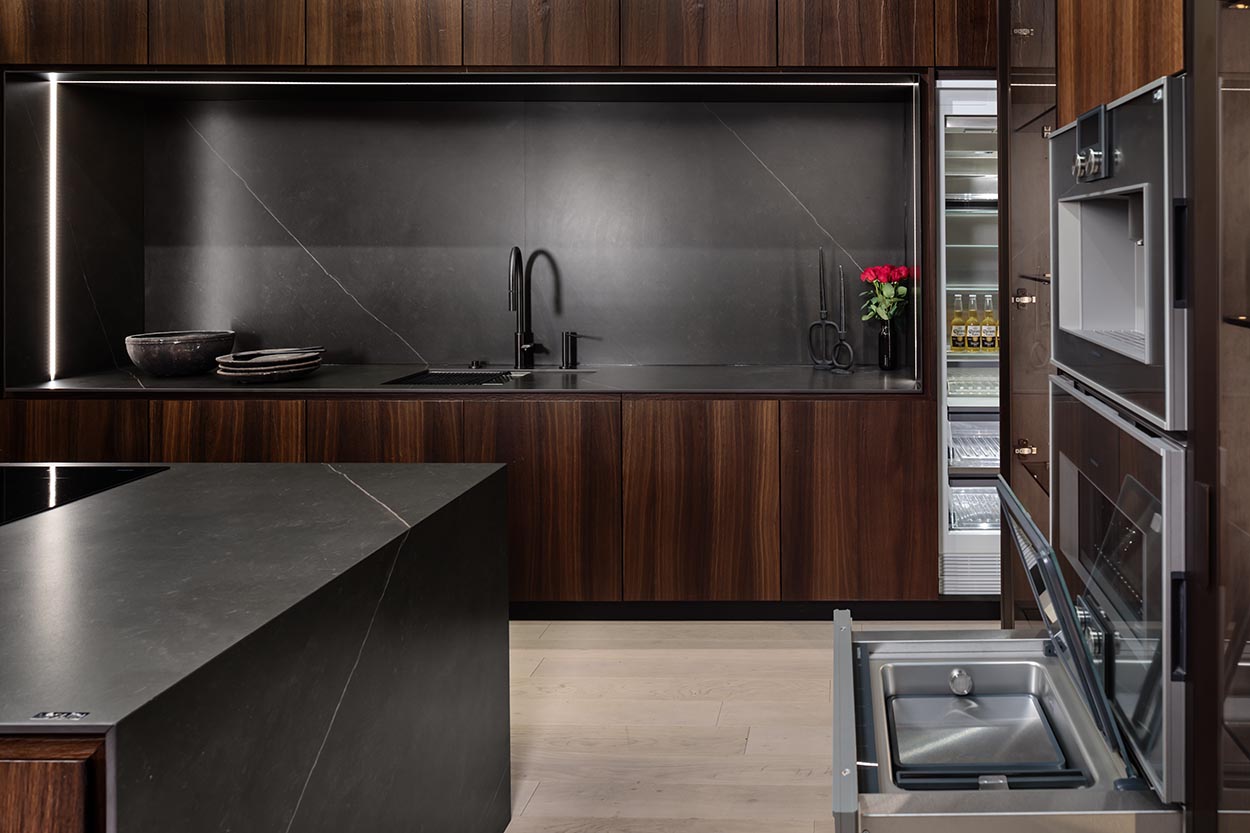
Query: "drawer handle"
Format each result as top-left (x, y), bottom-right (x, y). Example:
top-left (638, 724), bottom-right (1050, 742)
top-left (1012, 288), bottom-right (1037, 308)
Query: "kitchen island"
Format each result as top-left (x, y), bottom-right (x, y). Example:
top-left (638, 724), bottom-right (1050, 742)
top-left (0, 462), bottom-right (510, 833)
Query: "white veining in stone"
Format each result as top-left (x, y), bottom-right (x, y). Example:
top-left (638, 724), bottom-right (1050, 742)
top-left (704, 103), bottom-right (867, 273)
top-left (324, 463), bottom-right (410, 527)
top-left (184, 118), bottom-right (429, 364)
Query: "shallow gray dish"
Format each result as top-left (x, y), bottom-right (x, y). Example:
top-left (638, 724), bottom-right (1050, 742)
top-left (125, 330), bottom-right (236, 377)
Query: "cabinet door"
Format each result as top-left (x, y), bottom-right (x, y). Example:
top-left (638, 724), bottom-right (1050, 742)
top-left (0, 0), bottom-right (147, 64)
top-left (0, 738), bottom-right (105, 833)
top-left (464, 0), bottom-right (619, 66)
top-left (149, 400), bottom-right (305, 462)
top-left (778, 0), bottom-right (934, 67)
top-left (308, 0), bottom-right (462, 65)
top-left (935, 0), bottom-right (995, 67)
top-left (463, 399), bottom-right (622, 602)
top-left (149, 0), bottom-right (305, 65)
top-left (780, 399), bottom-right (938, 600)
top-left (0, 399), bottom-right (148, 463)
top-left (623, 399), bottom-right (780, 601)
top-left (307, 400), bottom-right (462, 462)
top-left (622, 0), bottom-right (776, 67)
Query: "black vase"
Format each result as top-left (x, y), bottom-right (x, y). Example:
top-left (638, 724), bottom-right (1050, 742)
top-left (878, 319), bottom-right (899, 371)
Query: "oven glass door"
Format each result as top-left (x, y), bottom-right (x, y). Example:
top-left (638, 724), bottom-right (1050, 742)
top-left (1051, 375), bottom-right (1186, 803)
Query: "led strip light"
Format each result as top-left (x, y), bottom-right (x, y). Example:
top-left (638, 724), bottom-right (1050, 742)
top-left (48, 73), bottom-right (58, 381)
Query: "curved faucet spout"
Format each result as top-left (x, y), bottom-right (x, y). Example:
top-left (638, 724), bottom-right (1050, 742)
top-left (508, 246), bottom-right (534, 369)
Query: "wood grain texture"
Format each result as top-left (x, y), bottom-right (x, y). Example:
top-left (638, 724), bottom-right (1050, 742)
top-left (149, 0), bottom-right (305, 65)
top-left (306, 400), bottom-right (462, 462)
top-left (621, 0), bottom-right (777, 67)
top-left (464, 0), bottom-right (620, 66)
top-left (1009, 0), bottom-right (1054, 71)
top-left (307, 0), bottom-right (462, 65)
top-left (935, 0), bottom-right (995, 67)
top-left (622, 399), bottom-right (780, 601)
top-left (0, 400), bottom-right (148, 463)
top-left (1056, 0), bottom-right (1182, 125)
top-left (0, 737), bottom-right (105, 833)
top-left (779, 399), bottom-right (939, 601)
top-left (778, 0), bottom-right (934, 67)
top-left (464, 400), bottom-right (622, 602)
top-left (149, 400), bottom-right (305, 462)
top-left (0, 0), bottom-right (146, 64)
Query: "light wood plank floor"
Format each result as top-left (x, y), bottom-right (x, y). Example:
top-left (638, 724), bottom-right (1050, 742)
top-left (506, 619), bottom-right (995, 833)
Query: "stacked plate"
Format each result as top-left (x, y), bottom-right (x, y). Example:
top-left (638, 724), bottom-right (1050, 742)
top-left (215, 347), bottom-right (325, 384)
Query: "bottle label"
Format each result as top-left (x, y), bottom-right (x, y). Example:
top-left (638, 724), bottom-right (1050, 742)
top-left (967, 325), bottom-right (981, 339)
top-left (982, 325), bottom-right (997, 342)
top-left (951, 326), bottom-right (966, 349)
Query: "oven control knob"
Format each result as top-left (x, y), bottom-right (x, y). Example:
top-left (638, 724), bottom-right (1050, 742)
top-left (1072, 151), bottom-right (1088, 178)
top-left (949, 667), bottom-right (974, 696)
top-left (1086, 149), bottom-right (1104, 176)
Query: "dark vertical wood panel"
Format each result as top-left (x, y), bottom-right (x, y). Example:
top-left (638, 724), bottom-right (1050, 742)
top-left (463, 399), bottom-right (622, 602)
top-left (149, 0), bottom-right (305, 65)
top-left (149, 400), bottom-right (305, 462)
top-left (621, 0), bottom-right (777, 67)
top-left (0, 0), bottom-right (146, 64)
top-left (0, 737), bottom-right (105, 833)
top-left (306, 400), bottom-right (463, 462)
top-left (780, 399), bottom-right (939, 601)
top-left (464, 0), bottom-right (620, 66)
top-left (778, 0), bottom-right (934, 67)
top-left (1008, 0), bottom-right (1054, 71)
top-left (935, 0), bottom-right (995, 67)
top-left (623, 399), bottom-right (780, 601)
top-left (1056, 0), bottom-right (1182, 125)
top-left (307, 0), bottom-right (462, 65)
top-left (0, 400), bottom-right (149, 463)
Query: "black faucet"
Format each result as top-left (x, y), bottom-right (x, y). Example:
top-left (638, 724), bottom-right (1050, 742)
top-left (508, 246), bottom-right (535, 369)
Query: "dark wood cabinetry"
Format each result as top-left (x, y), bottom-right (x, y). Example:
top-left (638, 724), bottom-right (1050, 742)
top-left (778, 0), bottom-right (933, 67)
top-left (623, 399), bottom-right (780, 601)
top-left (0, 400), bottom-right (148, 463)
top-left (0, 0), bottom-right (147, 64)
top-left (464, 0), bottom-right (620, 66)
top-left (1056, 0), bottom-right (1182, 125)
top-left (149, 0), bottom-right (305, 64)
top-left (464, 399), bottom-right (622, 602)
top-left (307, 0), bottom-right (462, 65)
top-left (149, 400), bottom-right (305, 462)
top-left (935, 0), bottom-right (995, 67)
top-left (780, 399), bottom-right (938, 600)
top-left (0, 737), bottom-right (105, 833)
top-left (621, 0), bottom-right (777, 67)
top-left (307, 400), bottom-right (462, 462)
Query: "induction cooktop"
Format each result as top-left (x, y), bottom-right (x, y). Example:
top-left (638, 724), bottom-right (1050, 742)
top-left (0, 465), bottom-right (168, 526)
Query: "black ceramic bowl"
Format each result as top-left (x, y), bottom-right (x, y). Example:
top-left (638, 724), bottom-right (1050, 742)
top-left (125, 330), bottom-right (236, 377)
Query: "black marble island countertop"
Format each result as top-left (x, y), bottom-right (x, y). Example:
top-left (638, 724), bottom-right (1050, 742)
top-left (17, 363), bottom-right (921, 396)
top-left (0, 462), bottom-right (511, 833)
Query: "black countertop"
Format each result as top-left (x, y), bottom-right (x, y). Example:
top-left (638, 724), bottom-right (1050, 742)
top-left (0, 462), bottom-right (504, 730)
top-left (16, 363), bottom-right (921, 395)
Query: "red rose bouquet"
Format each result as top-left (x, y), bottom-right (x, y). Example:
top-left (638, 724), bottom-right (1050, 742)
top-left (859, 264), bottom-right (912, 322)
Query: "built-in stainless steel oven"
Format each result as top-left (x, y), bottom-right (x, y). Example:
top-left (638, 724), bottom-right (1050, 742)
top-left (1050, 76), bottom-right (1188, 431)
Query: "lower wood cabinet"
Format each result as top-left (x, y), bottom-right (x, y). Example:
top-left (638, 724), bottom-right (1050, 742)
top-left (780, 398), bottom-right (939, 600)
top-left (0, 737), bottom-right (105, 833)
top-left (623, 399), bottom-right (780, 601)
top-left (463, 399), bottom-right (622, 602)
top-left (0, 399), bottom-right (148, 463)
top-left (306, 400), bottom-right (462, 462)
top-left (149, 400), bottom-right (305, 462)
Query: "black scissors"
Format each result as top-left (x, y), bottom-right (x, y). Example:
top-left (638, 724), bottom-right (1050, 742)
top-left (808, 248), bottom-right (854, 373)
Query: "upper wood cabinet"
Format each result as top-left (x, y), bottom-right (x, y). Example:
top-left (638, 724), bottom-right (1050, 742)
top-left (149, 400), bottom-right (306, 462)
top-left (464, 0), bottom-right (620, 66)
top-left (622, 0), bottom-right (777, 67)
top-left (0, 399), bottom-right (149, 463)
top-left (780, 399), bottom-right (938, 601)
top-left (464, 399), bottom-right (623, 602)
top-left (0, 0), bottom-right (147, 64)
top-left (0, 737), bottom-right (106, 833)
top-left (935, 0), bottom-right (995, 67)
top-left (778, 0), bottom-right (934, 67)
top-left (623, 399), bottom-right (780, 601)
top-left (1056, 0), bottom-right (1182, 125)
top-left (306, 400), bottom-right (463, 462)
top-left (148, 0), bottom-right (305, 65)
top-left (308, 0), bottom-right (462, 65)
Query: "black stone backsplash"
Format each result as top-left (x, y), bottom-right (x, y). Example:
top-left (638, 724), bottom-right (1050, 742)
top-left (143, 98), bottom-right (915, 367)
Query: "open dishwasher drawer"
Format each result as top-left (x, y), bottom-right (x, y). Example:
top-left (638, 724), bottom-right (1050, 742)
top-left (831, 478), bottom-right (1184, 832)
